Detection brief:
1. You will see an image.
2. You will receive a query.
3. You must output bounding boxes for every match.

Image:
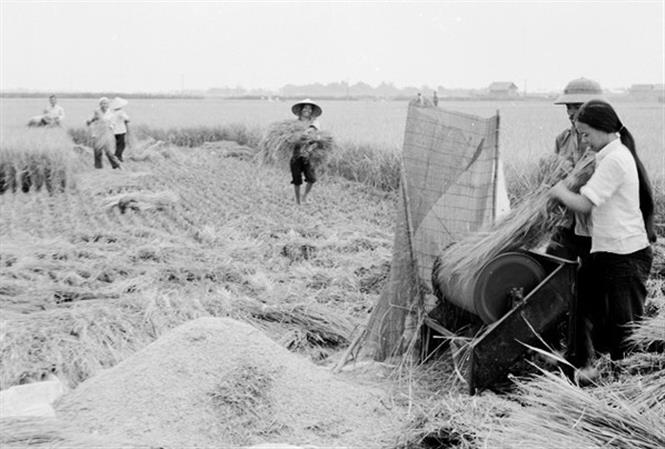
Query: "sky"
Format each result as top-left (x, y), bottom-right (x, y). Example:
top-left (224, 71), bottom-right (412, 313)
top-left (1, 1), bottom-right (664, 93)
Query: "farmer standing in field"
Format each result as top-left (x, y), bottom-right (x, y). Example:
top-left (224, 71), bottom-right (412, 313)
top-left (86, 97), bottom-right (121, 170)
top-left (546, 78), bottom-right (605, 260)
top-left (110, 97), bottom-right (131, 162)
top-left (290, 98), bottom-right (322, 205)
top-left (549, 99), bottom-right (655, 382)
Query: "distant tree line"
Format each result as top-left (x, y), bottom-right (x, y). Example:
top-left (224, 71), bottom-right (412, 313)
top-left (0, 92), bottom-right (204, 99)
top-left (208, 81), bottom-right (445, 99)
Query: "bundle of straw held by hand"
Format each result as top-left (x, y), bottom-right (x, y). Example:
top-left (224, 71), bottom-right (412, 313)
top-left (434, 154), bottom-right (595, 302)
top-left (258, 120), bottom-right (335, 169)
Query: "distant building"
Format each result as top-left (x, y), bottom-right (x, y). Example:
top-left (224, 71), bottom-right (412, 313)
top-left (628, 84), bottom-right (665, 102)
top-left (488, 82), bottom-right (519, 97)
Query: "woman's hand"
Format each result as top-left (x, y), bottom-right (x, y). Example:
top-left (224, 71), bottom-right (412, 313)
top-left (549, 180), bottom-right (593, 213)
top-left (549, 180), bottom-right (569, 201)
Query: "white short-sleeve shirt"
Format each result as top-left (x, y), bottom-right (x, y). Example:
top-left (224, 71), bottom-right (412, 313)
top-left (112, 110), bottom-right (130, 135)
top-left (579, 138), bottom-right (649, 254)
top-left (44, 104), bottom-right (65, 122)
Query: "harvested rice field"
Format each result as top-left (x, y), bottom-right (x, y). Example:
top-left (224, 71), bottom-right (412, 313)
top-left (1, 123), bottom-right (664, 448)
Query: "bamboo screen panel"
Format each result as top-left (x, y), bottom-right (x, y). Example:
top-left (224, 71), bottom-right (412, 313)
top-left (402, 105), bottom-right (500, 286)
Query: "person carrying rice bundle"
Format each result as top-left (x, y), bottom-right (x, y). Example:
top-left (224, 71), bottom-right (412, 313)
top-left (289, 98), bottom-right (324, 205)
top-left (259, 98), bottom-right (334, 204)
top-left (549, 100), bottom-right (656, 382)
top-left (86, 97), bottom-right (121, 170)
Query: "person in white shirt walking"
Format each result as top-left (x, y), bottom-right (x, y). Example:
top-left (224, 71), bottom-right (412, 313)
top-left (549, 100), bottom-right (656, 378)
top-left (110, 97), bottom-right (131, 162)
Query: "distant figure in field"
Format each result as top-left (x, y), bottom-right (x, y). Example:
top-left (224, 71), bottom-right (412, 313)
top-left (110, 97), bottom-right (131, 162)
top-left (290, 98), bottom-right (323, 205)
top-left (410, 92), bottom-right (433, 108)
top-left (86, 97), bottom-right (121, 170)
top-left (28, 95), bottom-right (65, 127)
top-left (432, 91), bottom-right (439, 107)
top-left (546, 77), bottom-right (605, 261)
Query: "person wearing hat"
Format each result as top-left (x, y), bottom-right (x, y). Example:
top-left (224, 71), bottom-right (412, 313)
top-left (549, 99), bottom-right (655, 382)
top-left (541, 78), bottom-right (605, 358)
top-left (546, 77), bottom-right (605, 261)
top-left (553, 78), bottom-right (605, 164)
top-left (86, 97), bottom-right (121, 169)
top-left (290, 98), bottom-right (322, 205)
top-left (110, 97), bottom-right (131, 162)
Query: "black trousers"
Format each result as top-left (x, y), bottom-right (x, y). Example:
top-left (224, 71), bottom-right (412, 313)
top-left (568, 246), bottom-right (653, 367)
top-left (93, 134), bottom-right (121, 169)
top-left (290, 156), bottom-right (316, 185)
top-left (114, 134), bottom-right (126, 162)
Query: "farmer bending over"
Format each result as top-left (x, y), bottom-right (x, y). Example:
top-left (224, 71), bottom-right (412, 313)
top-left (549, 100), bottom-right (655, 383)
top-left (290, 98), bottom-right (322, 205)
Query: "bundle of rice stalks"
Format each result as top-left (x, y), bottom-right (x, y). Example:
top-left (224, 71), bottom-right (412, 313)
top-left (0, 128), bottom-right (81, 194)
top-left (236, 297), bottom-right (355, 347)
top-left (433, 154), bottom-right (595, 312)
top-left (101, 190), bottom-right (180, 213)
top-left (627, 305), bottom-right (665, 352)
top-left (0, 300), bottom-right (149, 389)
top-left (600, 370), bottom-right (665, 411)
top-left (258, 120), bottom-right (335, 169)
top-left (485, 370), bottom-right (665, 449)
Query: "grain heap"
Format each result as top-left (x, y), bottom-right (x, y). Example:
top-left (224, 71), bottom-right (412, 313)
top-left (54, 317), bottom-right (399, 448)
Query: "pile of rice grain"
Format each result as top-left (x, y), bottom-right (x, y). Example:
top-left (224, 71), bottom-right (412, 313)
top-left (55, 317), bottom-right (400, 448)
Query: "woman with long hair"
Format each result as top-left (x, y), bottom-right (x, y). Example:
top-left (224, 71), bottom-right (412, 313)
top-left (549, 99), bottom-right (656, 380)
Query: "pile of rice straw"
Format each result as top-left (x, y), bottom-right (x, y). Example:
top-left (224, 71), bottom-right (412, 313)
top-left (627, 291), bottom-right (665, 352)
top-left (258, 120), bottom-right (335, 169)
top-left (484, 369), bottom-right (665, 449)
top-left (433, 154), bottom-right (595, 307)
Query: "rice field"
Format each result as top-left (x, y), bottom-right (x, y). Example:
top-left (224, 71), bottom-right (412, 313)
top-left (2, 97), bottom-right (664, 172)
top-left (0, 99), bottom-right (664, 447)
